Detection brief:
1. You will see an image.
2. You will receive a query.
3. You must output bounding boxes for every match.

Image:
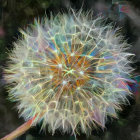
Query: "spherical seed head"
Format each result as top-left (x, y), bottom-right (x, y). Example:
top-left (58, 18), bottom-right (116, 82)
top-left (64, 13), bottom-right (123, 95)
top-left (4, 10), bottom-right (134, 135)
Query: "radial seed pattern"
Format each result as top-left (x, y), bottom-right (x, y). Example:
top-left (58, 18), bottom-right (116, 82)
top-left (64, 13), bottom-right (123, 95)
top-left (4, 11), bottom-right (134, 135)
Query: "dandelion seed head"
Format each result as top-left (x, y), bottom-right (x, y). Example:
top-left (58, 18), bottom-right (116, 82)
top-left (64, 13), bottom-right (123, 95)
top-left (4, 10), bottom-right (134, 136)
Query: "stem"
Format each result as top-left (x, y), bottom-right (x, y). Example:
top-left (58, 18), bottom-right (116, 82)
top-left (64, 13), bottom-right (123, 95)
top-left (0, 115), bottom-right (37, 140)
